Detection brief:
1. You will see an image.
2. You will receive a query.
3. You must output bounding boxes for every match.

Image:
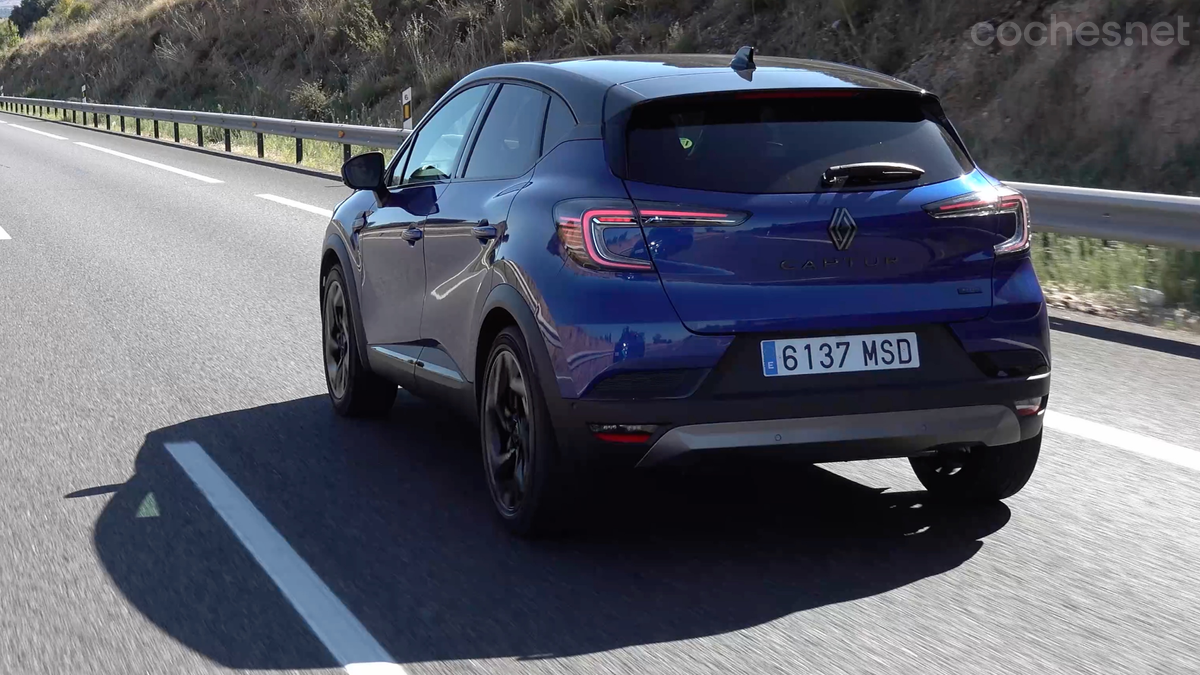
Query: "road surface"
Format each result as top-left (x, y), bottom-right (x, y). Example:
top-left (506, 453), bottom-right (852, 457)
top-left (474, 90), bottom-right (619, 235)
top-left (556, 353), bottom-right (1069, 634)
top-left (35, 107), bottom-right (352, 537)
top-left (2, 109), bottom-right (1199, 675)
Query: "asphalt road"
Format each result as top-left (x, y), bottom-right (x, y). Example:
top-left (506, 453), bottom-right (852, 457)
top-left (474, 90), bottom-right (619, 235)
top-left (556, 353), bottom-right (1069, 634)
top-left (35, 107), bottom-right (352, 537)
top-left (2, 109), bottom-right (1200, 675)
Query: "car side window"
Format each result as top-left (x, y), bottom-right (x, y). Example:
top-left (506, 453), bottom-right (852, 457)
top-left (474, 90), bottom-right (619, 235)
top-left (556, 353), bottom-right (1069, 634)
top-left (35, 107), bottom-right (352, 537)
top-left (541, 95), bottom-right (576, 155)
top-left (401, 86), bottom-right (489, 185)
top-left (463, 84), bottom-right (549, 180)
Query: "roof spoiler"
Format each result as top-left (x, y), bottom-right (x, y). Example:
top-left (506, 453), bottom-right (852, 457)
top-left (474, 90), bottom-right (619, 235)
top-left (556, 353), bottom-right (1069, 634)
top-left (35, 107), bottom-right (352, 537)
top-left (730, 46), bottom-right (756, 71)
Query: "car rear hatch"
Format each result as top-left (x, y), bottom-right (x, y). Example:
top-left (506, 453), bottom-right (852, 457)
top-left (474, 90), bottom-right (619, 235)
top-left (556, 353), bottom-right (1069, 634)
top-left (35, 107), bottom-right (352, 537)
top-left (617, 89), bottom-right (1014, 335)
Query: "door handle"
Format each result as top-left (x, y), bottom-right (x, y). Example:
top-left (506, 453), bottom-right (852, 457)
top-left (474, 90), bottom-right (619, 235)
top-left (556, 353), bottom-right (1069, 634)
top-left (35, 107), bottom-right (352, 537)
top-left (472, 220), bottom-right (497, 240)
top-left (401, 228), bottom-right (423, 242)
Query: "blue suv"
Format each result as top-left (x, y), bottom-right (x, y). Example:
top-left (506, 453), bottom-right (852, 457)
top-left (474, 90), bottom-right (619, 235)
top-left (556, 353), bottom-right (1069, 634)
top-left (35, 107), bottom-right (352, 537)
top-left (321, 49), bottom-right (1051, 536)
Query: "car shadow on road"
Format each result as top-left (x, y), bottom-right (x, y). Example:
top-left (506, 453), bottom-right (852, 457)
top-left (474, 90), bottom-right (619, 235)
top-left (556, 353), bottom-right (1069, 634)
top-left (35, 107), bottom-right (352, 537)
top-left (87, 393), bottom-right (1009, 670)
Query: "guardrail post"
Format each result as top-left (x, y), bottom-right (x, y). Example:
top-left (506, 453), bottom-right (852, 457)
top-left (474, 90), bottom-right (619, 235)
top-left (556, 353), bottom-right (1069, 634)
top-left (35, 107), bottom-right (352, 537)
top-left (105, 114), bottom-right (111, 130)
top-left (344, 144), bottom-right (351, 164)
top-left (256, 132), bottom-right (264, 158)
top-left (173, 122), bottom-right (179, 143)
top-left (153, 119), bottom-right (159, 138)
top-left (93, 112), bottom-right (98, 128)
top-left (296, 137), bottom-right (303, 164)
top-left (135, 118), bottom-right (141, 135)
top-left (224, 128), bottom-right (231, 152)
top-left (120, 116), bottom-right (125, 133)
top-left (197, 124), bottom-right (203, 148)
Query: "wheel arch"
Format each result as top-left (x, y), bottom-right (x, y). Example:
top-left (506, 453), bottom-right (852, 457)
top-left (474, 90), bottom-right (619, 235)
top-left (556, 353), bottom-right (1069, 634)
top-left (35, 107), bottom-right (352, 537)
top-left (476, 284), bottom-right (562, 414)
top-left (320, 233), bottom-right (371, 369)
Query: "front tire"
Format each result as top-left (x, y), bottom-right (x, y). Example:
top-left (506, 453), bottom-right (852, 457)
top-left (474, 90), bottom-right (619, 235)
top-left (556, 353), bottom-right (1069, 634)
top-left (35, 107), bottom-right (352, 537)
top-left (322, 265), bottom-right (397, 417)
top-left (480, 326), bottom-right (573, 537)
top-left (910, 432), bottom-right (1042, 502)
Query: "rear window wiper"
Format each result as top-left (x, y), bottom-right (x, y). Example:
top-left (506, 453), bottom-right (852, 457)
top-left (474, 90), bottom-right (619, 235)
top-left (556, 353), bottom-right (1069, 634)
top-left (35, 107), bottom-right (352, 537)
top-left (821, 162), bottom-right (925, 188)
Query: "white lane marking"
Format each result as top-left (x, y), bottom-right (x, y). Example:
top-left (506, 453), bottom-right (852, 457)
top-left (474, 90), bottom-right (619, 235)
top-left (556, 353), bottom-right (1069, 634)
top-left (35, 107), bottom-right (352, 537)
top-left (1045, 411), bottom-right (1200, 472)
top-left (8, 123), bottom-right (67, 140)
top-left (74, 142), bottom-right (223, 184)
top-left (0, 225), bottom-right (10, 240)
top-left (256, 193), bottom-right (334, 218)
top-left (164, 442), bottom-right (407, 675)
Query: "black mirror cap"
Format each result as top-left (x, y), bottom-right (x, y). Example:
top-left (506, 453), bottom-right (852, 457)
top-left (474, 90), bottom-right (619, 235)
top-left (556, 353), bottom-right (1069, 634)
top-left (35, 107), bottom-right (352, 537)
top-left (341, 151), bottom-right (386, 191)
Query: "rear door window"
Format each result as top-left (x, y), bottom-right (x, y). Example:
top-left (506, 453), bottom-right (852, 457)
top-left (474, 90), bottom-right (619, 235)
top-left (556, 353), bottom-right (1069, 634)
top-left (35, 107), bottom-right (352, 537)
top-left (625, 91), bottom-right (973, 194)
top-left (464, 84), bottom-right (548, 180)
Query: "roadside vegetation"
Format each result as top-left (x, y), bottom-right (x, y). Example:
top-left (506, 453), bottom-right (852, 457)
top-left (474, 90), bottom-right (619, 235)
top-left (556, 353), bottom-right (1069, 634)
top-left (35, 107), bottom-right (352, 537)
top-left (2, 0), bottom-right (1198, 322)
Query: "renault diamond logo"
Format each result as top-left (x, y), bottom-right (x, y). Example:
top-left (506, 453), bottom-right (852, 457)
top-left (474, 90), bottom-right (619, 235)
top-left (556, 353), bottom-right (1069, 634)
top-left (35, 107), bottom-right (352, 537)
top-left (828, 208), bottom-right (858, 251)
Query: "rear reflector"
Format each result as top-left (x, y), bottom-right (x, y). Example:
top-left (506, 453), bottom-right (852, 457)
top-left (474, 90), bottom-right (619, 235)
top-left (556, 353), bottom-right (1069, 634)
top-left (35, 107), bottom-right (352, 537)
top-left (1014, 397), bottom-right (1045, 417)
top-left (589, 424), bottom-right (658, 444)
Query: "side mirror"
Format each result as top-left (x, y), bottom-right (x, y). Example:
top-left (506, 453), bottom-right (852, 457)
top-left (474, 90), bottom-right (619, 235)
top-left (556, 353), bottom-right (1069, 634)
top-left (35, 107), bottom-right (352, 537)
top-left (341, 152), bottom-right (386, 196)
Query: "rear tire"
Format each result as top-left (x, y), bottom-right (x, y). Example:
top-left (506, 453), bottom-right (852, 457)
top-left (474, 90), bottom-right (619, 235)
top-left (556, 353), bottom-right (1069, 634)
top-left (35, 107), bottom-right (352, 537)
top-left (910, 432), bottom-right (1042, 502)
top-left (480, 326), bottom-right (574, 537)
top-left (322, 265), bottom-right (397, 417)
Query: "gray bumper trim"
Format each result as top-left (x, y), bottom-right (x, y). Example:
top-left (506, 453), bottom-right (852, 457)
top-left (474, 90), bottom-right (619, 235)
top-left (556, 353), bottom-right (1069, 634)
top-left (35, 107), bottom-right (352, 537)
top-left (636, 405), bottom-right (1023, 467)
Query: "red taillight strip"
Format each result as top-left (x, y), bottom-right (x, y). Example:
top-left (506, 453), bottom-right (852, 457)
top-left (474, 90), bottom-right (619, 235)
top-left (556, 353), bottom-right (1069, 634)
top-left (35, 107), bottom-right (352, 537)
top-left (637, 208), bottom-right (744, 226)
top-left (579, 208), bottom-right (653, 270)
top-left (594, 432), bottom-right (653, 444)
top-left (734, 90), bottom-right (858, 100)
top-left (639, 209), bottom-right (730, 218)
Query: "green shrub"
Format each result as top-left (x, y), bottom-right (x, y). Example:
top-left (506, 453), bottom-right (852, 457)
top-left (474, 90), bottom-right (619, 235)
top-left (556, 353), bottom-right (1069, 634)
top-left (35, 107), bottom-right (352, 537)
top-left (339, 0), bottom-right (388, 54)
top-left (0, 19), bottom-right (20, 51)
top-left (289, 80), bottom-right (335, 121)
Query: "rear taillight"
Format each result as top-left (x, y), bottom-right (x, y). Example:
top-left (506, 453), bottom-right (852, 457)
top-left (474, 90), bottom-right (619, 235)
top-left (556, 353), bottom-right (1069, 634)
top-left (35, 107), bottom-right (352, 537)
top-left (555, 200), bottom-right (652, 271)
top-left (923, 185), bottom-right (1030, 256)
top-left (555, 200), bottom-right (747, 271)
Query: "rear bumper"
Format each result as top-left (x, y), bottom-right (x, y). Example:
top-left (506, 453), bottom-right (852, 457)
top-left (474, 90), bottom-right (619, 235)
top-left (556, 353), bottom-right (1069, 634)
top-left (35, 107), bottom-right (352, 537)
top-left (636, 404), bottom-right (1032, 466)
top-left (550, 374), bottom-right (1049, 468)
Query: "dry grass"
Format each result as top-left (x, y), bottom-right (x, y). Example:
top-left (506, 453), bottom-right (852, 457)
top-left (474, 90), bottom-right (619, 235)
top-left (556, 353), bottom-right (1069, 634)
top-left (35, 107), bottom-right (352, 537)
top-left (1, 0), bottom-right (1199, 195)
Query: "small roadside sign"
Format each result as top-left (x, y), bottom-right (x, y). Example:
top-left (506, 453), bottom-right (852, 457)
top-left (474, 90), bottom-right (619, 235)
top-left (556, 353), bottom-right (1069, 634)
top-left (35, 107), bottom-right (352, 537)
top-left (401, 87), bottom-right (413, 131)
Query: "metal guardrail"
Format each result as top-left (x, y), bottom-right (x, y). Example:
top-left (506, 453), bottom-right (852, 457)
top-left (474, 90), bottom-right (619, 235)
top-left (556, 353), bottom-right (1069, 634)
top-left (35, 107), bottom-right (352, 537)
top-left (0, 95), bottom-right (408, 163)
top-left (1009, 182), bottom-right (1200, 251)
top-left (1, 96), bottom-right (1198, 250)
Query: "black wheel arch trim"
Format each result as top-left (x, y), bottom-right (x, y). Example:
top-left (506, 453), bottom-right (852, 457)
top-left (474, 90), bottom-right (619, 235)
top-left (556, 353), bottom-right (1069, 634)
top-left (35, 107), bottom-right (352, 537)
top-left (321, 231), bottom-right (371, 370)
top-left (478, 283), bottom-right (565, 417)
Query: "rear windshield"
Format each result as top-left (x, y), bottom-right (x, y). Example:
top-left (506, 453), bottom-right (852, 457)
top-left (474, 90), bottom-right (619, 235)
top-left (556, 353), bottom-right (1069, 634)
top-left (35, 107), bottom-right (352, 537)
top-left (625, 92), bottom-right (974, 194)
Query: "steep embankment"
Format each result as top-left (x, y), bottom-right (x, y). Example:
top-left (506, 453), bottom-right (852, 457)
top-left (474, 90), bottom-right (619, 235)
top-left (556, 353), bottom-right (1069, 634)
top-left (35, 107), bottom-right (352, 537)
top-left (2, 0), bottom-right (1198, 192)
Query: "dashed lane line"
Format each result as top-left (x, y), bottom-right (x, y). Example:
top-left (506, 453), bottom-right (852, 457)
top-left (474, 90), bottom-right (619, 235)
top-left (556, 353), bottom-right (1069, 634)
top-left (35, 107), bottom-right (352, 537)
top-left (74, 142), bottom-right (224, 184)
top-left (1044, 410), bottom-right (1200, 472)
top-left (256, 193), bottom-right (335, 218)
top-left (0, 225), bottom-right (10, 240)
top-left (164, 441), bottom-right (407, 675)
top-left (6, 123), bottom-right (67, 140)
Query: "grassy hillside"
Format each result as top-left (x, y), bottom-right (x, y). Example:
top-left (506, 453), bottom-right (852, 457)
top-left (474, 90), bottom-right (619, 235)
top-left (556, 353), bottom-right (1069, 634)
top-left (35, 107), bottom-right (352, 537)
top-left (1, 0), bottom-right (1199, 195)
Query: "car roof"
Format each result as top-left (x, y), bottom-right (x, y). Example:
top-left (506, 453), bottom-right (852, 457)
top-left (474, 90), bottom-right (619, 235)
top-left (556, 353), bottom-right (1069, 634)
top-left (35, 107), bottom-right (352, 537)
top-left (453, 53), bottom-right (925, 126)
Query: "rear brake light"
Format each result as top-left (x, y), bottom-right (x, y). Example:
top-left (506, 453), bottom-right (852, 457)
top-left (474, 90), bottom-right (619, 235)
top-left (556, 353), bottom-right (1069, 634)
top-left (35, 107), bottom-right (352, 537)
top-left (555, 201), bottom-right (652, 271)
top-left (555, 201), bottom-right (747, 270)
top-left (923, 185), bottom-right (1030, 255)
top-left (733, 90), bottom-right (858, 100)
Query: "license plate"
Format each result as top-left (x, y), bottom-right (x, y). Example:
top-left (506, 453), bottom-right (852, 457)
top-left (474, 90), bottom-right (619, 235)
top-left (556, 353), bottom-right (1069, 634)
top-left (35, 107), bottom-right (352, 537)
top-left (761, 332), bottom-right (919, 377)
